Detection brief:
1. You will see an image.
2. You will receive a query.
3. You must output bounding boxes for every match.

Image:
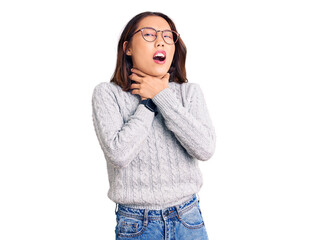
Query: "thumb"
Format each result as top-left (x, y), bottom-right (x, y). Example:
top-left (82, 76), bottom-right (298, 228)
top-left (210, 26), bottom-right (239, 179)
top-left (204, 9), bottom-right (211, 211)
top-left (161, 72), bottom-right (170, 81)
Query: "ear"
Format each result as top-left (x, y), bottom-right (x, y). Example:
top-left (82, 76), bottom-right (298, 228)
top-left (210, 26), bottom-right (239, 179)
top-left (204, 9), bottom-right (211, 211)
top-left (123, 41), bottom-right (132, 56)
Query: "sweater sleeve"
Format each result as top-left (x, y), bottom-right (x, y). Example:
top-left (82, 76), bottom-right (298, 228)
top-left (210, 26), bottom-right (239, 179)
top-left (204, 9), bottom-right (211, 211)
top-left (151, 83), bottom-right (216, 161)
top-left (92, 83), bottom-right (155, 168)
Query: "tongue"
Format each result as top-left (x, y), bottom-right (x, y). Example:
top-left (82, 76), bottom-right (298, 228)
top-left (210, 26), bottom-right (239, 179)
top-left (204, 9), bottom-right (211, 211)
top-left (154, 56), bottom-right (165, 61)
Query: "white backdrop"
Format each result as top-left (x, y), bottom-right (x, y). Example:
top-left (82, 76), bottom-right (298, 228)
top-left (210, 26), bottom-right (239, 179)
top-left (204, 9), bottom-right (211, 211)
top-left (0, 0), bottom-right (330, 239)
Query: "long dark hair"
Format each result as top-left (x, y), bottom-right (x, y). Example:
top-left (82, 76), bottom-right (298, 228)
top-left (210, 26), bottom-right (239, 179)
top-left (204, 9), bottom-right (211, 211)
top-left (110, 11), bottom-right (188, 92)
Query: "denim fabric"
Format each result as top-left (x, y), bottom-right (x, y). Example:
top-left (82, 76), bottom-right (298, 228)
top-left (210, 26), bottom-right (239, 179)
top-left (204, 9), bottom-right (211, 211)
top-left (115, 194), bottom-right (209, 240)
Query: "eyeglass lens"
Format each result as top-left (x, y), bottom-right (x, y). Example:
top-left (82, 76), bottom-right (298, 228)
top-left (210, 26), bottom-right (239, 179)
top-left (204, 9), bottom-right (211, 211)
top-left (142, 28), bottom-right (178, 44)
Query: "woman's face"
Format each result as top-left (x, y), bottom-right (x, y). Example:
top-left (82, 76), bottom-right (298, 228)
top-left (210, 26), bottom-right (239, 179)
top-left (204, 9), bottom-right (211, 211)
top-left (124, 16), bottom-right (176, 79)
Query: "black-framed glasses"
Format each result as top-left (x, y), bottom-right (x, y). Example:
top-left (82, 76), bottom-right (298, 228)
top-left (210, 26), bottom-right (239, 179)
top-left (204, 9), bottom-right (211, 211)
top-left (129, 27), bottom-right (180, 45)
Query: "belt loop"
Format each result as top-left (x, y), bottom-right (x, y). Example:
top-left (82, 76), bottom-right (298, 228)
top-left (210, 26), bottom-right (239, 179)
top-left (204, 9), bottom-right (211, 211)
top-left (175, 205), bottom-right (182, 220)
top-left (115, 203), bottom-right (118, 215)
top-left (143, 209), bottom-right (149, 227)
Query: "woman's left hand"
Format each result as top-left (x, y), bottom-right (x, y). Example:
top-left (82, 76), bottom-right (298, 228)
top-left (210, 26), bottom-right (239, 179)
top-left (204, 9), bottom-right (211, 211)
top-left (129, 68), bottom-right (170, 100)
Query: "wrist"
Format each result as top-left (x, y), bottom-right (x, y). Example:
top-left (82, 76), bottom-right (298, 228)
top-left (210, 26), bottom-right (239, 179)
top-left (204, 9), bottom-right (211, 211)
top-left (140, 98), bottom-right (158, 116)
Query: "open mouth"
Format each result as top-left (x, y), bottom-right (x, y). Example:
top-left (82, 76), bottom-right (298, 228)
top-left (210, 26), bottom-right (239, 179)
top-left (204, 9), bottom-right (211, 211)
top-left (153, 51), bottom-right (166, 64)
top-left (153, 55), bottom-right (166, 61)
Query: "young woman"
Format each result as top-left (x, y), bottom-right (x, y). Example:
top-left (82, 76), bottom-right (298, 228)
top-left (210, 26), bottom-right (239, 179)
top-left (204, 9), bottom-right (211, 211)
top-left (92, 11), bottom-right (216, 240)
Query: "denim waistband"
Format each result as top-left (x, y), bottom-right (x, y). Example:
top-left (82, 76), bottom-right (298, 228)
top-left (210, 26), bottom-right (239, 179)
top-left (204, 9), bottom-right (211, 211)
top-left (116, 194), bottom-right (199, 221)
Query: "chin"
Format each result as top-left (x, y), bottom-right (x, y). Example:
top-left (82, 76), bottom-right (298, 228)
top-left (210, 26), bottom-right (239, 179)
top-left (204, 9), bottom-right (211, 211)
top-left (135, 63), bottom-right (170, 77)
top-left (150, 67), bottom-right (170, 77)
top-left (152, 71), bottom-right (167, 77)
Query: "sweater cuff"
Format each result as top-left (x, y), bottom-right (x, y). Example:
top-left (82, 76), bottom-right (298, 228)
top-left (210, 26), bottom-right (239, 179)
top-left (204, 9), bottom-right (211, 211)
top-left (151, 87), bottom-right (179, 113)
top-left (134, 104), bottom-right (155, 124)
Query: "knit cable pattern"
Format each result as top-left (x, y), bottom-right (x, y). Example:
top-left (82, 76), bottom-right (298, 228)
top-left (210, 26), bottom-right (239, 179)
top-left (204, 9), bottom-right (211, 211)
top-left (91, 81), bottom-right (216, 209)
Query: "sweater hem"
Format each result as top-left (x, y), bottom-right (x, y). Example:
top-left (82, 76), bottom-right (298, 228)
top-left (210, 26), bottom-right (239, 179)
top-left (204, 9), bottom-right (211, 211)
top-left (117, 194), bottom-right (195, 210)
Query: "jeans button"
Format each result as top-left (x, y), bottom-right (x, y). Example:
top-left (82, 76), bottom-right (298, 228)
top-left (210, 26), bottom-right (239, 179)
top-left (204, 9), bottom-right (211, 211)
top-left (164, 210), bottom-right (169, 216)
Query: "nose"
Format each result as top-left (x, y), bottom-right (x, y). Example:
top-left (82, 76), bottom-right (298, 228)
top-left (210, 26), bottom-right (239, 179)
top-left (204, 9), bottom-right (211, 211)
top-left (155, 32), bottom-right (165, 47)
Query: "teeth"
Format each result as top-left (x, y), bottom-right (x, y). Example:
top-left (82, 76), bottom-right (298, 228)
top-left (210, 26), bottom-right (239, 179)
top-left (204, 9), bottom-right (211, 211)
top-left (154, 52), bottom-right (165, 58)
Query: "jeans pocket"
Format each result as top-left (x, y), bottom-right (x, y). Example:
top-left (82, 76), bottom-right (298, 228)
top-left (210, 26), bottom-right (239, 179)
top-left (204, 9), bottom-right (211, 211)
top-left (178, 203), bottom-right (205, 229)
top-left (116, 213), bottom-right (147, 238)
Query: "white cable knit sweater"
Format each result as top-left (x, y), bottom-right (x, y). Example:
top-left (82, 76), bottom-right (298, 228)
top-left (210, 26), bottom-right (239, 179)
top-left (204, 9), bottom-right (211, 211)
top-left (91, 81), bottom-right (216, 209)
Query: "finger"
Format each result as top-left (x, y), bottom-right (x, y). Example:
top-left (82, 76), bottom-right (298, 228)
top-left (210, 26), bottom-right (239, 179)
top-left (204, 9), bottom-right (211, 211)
top-left (130, 83), bottom-right (140, 89)
top-left (129, 73), bottom-right (142, 83)
top-left (131, 89), bottom-right (139, 95)
top-left (131, 68), bottom-right (147, 77)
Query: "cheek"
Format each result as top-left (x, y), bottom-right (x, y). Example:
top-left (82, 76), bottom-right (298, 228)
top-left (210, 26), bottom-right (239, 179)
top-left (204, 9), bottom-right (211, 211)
top-left (134, 49), bottom-right (154, 65)
top-left (131, 40), bottom-right (151, 61)
top-left (168, 49), bottom-right (175, 64)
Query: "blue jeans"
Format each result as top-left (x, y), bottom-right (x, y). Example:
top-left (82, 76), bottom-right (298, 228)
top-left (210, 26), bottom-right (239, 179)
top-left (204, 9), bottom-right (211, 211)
top-left (115, 194), bottom-right (209, 240)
